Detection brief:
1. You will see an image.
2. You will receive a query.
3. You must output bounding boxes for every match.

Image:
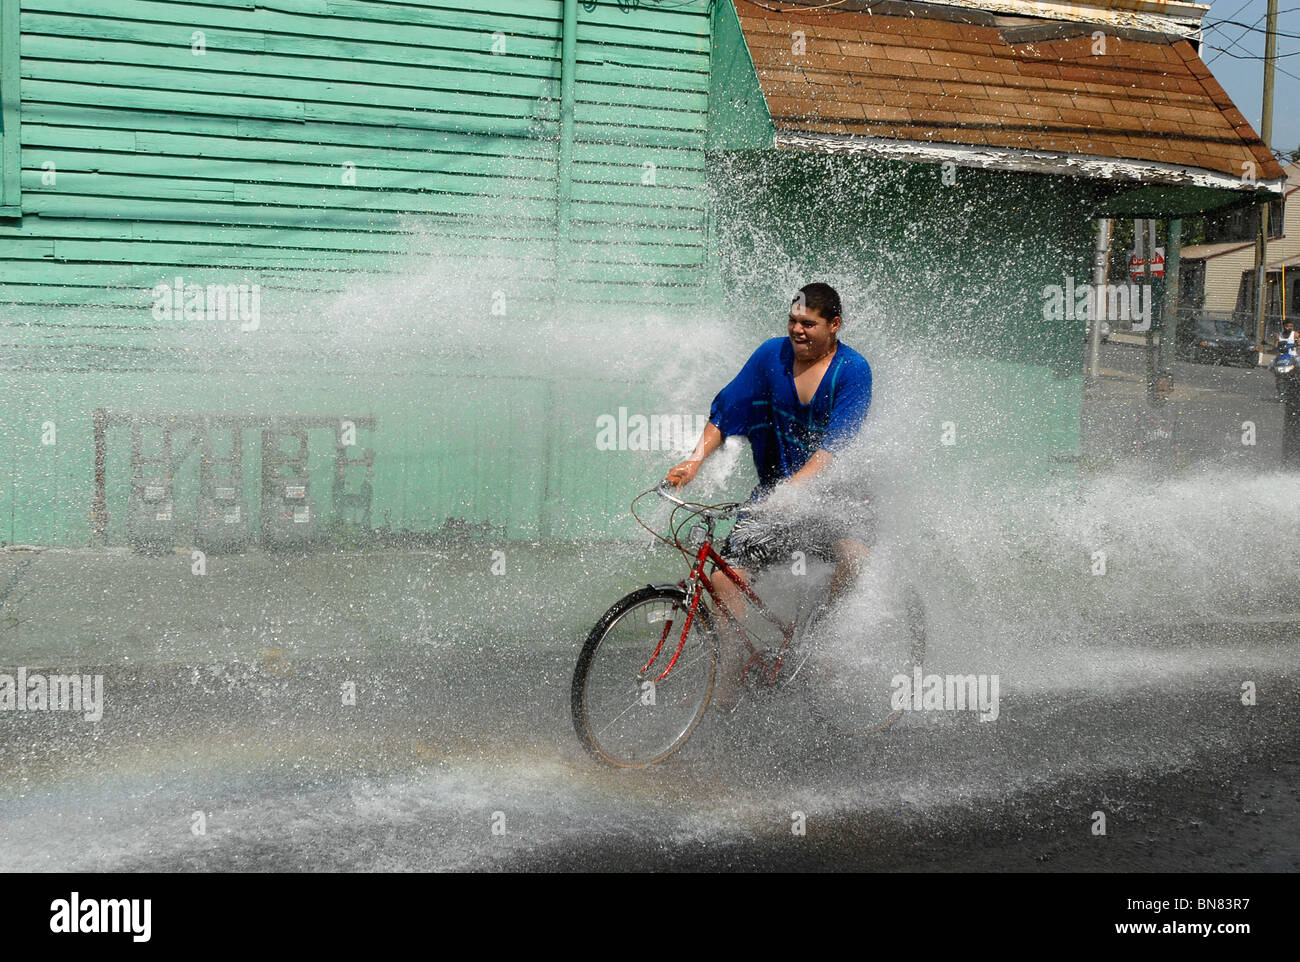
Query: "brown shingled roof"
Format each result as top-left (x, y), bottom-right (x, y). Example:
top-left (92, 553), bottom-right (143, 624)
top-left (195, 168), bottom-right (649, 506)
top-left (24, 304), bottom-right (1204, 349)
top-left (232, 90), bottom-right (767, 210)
top-left (735, 0), bottom-right (1284, 183)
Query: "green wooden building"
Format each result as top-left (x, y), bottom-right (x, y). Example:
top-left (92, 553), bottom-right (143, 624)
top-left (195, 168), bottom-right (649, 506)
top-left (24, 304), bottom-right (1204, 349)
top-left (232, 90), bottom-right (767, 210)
top-left (0, 0), bottom-right (1282, 545)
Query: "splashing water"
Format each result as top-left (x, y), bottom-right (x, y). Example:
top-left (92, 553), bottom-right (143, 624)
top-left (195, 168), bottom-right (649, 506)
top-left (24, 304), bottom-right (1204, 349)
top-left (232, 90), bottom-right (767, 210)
top-left (4, 180), bottom-right (1298, 871)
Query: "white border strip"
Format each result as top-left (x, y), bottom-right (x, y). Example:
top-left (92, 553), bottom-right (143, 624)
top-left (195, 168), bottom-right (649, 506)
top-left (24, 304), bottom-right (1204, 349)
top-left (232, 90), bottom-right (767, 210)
top-left (917, 0), bottom-right (1206, 36)
top-left (774, 130), bottom-right (1286, 194)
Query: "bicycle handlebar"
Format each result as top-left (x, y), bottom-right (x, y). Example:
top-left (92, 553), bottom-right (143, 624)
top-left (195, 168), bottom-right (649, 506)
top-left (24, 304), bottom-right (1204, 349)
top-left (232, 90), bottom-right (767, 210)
top-left (655, 481), bottom-right (740, 520)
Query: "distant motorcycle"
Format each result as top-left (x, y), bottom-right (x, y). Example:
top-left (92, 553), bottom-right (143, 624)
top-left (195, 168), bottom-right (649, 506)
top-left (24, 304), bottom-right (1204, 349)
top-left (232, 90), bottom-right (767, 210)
top-left (1272, 341), bottom-right (1296, 401)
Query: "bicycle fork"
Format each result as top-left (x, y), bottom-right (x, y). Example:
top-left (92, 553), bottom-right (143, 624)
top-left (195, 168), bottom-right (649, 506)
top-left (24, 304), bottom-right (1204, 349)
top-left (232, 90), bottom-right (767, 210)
top-left (637, 545), bottom-right (715, 686)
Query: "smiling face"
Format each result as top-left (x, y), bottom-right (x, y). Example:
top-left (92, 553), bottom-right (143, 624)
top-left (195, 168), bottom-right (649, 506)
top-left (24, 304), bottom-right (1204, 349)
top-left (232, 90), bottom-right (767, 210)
top-left (788, 301), bottom-right (841, 363)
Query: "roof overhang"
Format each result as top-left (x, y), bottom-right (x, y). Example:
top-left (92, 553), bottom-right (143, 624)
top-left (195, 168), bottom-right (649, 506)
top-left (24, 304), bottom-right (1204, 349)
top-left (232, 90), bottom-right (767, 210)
top-left (728, 0), bottom-right (1284, 213)
top-left (775, 129), bottom-right (1286, 197)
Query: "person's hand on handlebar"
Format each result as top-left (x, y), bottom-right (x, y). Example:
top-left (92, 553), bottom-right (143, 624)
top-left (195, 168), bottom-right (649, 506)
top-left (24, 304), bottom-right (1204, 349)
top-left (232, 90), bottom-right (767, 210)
top-left (665, 459), bottom-right (701, 488)
top-left (665, 422), bottom-right (725, 488)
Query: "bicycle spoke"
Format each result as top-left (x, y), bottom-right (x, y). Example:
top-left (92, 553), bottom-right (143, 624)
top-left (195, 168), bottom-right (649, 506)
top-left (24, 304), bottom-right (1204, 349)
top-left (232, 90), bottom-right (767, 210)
top-left (592, 633), bottom-right (714, 739)
top-left (593, 693), bottom-right (649, 739)
top-left (574, 590), bottom-right (716, 767)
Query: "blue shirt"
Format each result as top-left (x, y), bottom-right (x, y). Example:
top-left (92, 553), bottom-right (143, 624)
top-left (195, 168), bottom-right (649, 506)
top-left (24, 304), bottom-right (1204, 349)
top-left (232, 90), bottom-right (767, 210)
top-left (708, 336), bottom-right (872, 492)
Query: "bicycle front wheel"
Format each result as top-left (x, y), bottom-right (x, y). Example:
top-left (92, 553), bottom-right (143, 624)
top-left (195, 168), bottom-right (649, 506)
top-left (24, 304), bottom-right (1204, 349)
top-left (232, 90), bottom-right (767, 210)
top-left (571, 585), bottom-right (717, 768)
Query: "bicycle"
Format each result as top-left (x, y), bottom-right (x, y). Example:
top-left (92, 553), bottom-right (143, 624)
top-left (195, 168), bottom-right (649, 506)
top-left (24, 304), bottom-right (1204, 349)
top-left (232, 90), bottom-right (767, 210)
top-left (570, 482), bottom-right (926, 768)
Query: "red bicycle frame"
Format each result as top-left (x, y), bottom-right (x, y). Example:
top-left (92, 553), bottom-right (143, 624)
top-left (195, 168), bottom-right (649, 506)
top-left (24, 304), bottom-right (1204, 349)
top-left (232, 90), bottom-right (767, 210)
top-left (639, 533), bottom-right (797, 688)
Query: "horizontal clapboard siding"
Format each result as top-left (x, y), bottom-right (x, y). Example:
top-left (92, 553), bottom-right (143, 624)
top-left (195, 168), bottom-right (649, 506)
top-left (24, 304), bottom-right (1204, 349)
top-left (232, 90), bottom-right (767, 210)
top-left (9, 0), bottom-right (565, 323)
top-left (569, 0), bottom-right (710, 304)
top-left (0, 0), bottom-right (722, 548)
top-left (1201, 249), bottom-right (1254, 313)
top-left (1, 0), bottom-right (716, 330)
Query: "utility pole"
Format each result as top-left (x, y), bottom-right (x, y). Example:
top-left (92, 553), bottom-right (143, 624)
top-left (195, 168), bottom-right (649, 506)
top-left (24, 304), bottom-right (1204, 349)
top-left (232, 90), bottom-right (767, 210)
top-left (1253, 0), bottom-right (1279, 352)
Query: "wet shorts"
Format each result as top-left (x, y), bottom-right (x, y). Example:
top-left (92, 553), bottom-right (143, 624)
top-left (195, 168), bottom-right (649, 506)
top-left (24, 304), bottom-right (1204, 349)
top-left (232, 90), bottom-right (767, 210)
top-left (719, 498), bottom-right (876, 571)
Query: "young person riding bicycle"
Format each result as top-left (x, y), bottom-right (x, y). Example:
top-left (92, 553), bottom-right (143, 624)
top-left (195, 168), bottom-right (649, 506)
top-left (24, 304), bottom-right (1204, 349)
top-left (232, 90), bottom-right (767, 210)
top-left (664, 282), bottom-right (874, 708)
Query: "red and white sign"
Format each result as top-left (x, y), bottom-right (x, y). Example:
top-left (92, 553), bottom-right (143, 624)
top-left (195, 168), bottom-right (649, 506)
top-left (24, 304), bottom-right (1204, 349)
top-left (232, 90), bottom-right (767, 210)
top-left (1127, 247), bottom-right (1166, 281)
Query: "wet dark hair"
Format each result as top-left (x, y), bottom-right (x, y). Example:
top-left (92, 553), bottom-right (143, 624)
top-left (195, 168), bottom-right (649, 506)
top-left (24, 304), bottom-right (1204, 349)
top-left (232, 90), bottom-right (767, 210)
top-left (793, 282), bottom-right (842, 325)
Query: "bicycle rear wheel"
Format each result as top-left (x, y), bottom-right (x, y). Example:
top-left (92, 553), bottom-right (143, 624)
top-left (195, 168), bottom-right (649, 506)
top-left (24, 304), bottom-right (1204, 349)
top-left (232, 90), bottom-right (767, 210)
top-left (571, 585), bottom-right (718, 768)
top-left (789, 581), bottom-right (926, 736)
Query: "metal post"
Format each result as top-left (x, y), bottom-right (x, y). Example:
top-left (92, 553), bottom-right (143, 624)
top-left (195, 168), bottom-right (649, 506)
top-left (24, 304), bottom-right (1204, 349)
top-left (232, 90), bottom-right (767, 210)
top-left (1087, 218), bottom-right (1110, 380)
top-left (1146, 218), bottom-right (1159, 338)
top-left (1157, 218), bottom-right (1183, 379)
top-left (1144, 219), bottom-right (1161, 403)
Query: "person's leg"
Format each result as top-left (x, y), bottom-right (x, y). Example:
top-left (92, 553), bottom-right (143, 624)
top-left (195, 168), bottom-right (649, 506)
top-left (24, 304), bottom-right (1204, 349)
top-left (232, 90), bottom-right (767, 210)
top-left (709, 565), bottom-right (749, 709)
top-left (829, 537), bottom-right (870, 606)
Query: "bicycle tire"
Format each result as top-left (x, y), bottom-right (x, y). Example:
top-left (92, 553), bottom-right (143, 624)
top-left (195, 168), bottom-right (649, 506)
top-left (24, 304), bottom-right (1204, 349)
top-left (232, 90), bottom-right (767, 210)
top-left (571, 585), bottom-right (718, 768)
top-left (788, 582), bottom-right (927, 737)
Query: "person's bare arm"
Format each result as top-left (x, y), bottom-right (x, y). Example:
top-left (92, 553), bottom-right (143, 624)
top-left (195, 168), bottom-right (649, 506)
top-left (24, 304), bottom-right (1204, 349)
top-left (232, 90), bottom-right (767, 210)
top-left (759, 449), bottom-right (833, 511)
top-left (787, 448), bottom-right (833, 486)
top-left (665, 421), bottom-right (724, 487)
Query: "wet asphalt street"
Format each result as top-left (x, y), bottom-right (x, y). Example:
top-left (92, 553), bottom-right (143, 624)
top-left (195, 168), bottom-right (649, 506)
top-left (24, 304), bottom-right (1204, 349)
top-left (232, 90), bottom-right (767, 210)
top-left (0, 545), bottom-right (1295, 872)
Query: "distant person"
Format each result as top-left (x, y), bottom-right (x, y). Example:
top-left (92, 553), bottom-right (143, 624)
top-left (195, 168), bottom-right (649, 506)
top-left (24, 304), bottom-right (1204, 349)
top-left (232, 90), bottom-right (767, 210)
top-left (1276, 321), bottom-right (1296, 353)
top-left (665, 282), bottom-right (873, 707)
